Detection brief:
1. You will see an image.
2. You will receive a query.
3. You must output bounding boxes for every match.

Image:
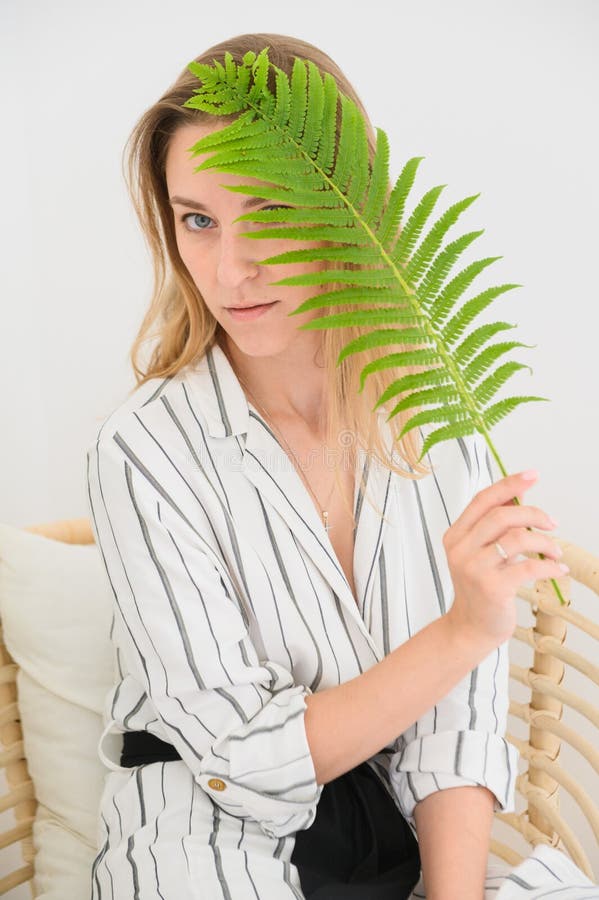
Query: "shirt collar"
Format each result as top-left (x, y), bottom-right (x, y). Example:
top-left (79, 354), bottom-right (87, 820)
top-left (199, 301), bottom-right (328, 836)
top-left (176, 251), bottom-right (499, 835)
top-left (184, 341), bottom-right (251, 439)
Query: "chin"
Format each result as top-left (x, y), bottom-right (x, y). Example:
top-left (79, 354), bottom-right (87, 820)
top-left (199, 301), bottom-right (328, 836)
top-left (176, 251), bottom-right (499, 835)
top-left (222, 329), bottom-right (289, 359)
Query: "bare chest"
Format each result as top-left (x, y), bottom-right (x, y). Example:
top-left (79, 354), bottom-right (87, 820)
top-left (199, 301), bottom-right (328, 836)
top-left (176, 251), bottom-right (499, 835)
top-left (277, 431), bottom-right (358, 606)
top-left (326, 488), bottom-right (358, 606)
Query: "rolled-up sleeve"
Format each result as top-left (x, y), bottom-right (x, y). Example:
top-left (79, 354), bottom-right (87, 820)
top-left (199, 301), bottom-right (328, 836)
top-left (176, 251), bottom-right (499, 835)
top-left (86, 430), bottom-right (323, 839)
top-left (388, 431), bottom-right (520, 827)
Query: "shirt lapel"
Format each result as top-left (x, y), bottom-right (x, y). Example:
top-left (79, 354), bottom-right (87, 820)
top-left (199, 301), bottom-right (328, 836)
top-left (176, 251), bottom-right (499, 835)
top-left (352, 442), bottom-right (397, 621)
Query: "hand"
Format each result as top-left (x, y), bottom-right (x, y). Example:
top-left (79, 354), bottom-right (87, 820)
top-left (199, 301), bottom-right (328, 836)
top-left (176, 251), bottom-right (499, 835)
top-left (443, 470), bottom-right (567, 648)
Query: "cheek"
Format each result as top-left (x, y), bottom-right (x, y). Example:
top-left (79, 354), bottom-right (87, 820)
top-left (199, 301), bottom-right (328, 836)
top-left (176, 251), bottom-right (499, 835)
top-left (176, 235), bottom-right (205, 277)
top-left (173, 228), bottom-right (190, 262)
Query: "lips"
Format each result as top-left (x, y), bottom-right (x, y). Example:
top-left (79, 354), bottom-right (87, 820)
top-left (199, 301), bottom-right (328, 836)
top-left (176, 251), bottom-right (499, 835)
top-left (227, 302), bottom-right (275, 310)
top-left (226, 301), bottom-right (278, 322)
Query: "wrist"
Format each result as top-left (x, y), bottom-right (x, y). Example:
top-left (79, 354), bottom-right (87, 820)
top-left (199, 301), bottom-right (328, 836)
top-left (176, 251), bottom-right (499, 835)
top-left (441, 610), bottom-right (497, 668)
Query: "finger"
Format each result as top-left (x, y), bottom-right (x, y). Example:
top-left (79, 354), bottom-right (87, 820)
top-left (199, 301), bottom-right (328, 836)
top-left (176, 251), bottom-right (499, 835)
top-left (446, 470), bottom-right (539, 547)
top-left (494, 555), bottom-right (569, 584)
top-left (482, 531), bottom-right (563, 568)
top-left (469, 505), bottom-right (558, 550)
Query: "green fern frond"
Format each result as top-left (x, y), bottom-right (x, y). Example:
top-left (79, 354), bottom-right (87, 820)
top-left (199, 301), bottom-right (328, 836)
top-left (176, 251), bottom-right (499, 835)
top-left (398, 404), bottom-right (472, 438)
top-left (374, 369), bottom-right (453, 410)
top-left (404, 194), bottom-right (480, 282)
top-left (419, 420), bottom-right (486, 458)
top-left (429, 257), bottom-right (503, 323)
top-left (473, 362), bottom-right (532, 404)
top-left (389, 384), bottom-right (462, 415)
top-left (357, 349), bottom-right (444, 386)
top-left (378, 157), bottom-right (425, 247)
top-left (417, 230), bottom-right (484, 301)
top-left (273, 269), bottom-right (397, 287)
top-left (308, 313), bottom-right (426, 334)
top-left (462, 341), bottom-right (533, 386)
top-left (363, 128), bottom-right (391, 226)
top-left (442, 284), bottom-right (522, 344)
top-left (453, 322), bottom-right (518, 363)
top-left (287, 286), bottom-right (415, 311)
top-left (257, 246), bottom-right (383, 265)
top-left (484, 396), bottom-right (549, 428)
top-left (182, 47), bottom-right (548, 477)
top-left (336, 327), bottom-right (428, 362)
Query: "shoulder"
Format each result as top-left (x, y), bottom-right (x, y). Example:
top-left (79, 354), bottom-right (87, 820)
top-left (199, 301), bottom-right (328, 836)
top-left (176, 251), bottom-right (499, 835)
top-left (87, 366), bottom-right (212, 462)
top-left (88, 342), bottom-right (244, 460)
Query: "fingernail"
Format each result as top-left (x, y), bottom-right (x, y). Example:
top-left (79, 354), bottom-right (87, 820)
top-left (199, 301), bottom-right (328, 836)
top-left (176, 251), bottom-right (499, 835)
top-left (521, 469), bottom-right (539, 480)
top-left (547, 517), bottom-right (559, 529)
top-left (558, 563), bottom-right (570, 573)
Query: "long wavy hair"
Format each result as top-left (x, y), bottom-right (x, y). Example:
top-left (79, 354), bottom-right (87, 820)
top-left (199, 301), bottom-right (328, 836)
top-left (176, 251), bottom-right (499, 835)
top-left (124, 32), bottom-right (432, 523)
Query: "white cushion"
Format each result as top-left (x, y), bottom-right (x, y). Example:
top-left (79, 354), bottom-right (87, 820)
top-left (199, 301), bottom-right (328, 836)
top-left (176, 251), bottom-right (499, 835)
top-left (0, 522), bottom-right (116, 899)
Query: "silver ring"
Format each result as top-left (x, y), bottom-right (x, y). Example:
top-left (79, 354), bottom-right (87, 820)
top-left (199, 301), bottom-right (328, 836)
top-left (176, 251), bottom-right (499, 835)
top-left (495, 541), bottom-right (509, 561)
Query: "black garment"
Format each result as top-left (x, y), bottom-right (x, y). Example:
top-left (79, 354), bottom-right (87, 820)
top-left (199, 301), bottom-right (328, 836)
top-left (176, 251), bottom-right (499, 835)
top-left (121, 729), bottom-right (181, 766)
top-left (121, 732), bottom-right (421, 899)
top-left (290, 761), bottom-right (421, 899)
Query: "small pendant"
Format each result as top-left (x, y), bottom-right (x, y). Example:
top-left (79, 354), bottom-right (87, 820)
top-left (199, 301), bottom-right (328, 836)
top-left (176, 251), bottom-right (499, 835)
top-left (323, 510), bottom-right (331, 533)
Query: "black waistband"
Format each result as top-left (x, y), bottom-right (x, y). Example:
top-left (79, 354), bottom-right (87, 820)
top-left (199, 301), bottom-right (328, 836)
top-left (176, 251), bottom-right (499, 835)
top-left (120, 729), bottom-right (182, 768)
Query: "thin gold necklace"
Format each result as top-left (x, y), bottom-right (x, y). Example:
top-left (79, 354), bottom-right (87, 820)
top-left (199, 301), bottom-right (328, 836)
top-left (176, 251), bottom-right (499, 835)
top-left (242, 387), bottom-right (336, 533)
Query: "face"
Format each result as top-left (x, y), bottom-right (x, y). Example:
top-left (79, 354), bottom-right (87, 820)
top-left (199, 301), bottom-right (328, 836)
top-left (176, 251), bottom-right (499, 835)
top-left (165, 122), bottom-right (327, 360)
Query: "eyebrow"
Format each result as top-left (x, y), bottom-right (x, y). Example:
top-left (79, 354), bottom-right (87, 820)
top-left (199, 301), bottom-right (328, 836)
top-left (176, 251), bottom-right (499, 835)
top-left (168, 194), bottom-right (269, 212)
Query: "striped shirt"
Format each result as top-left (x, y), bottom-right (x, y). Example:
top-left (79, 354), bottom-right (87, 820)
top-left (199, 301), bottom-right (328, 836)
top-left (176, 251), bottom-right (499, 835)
top-left (86, 339), bottom-right (547, 896)
top-left (87, 339), bottom-right (518, 830)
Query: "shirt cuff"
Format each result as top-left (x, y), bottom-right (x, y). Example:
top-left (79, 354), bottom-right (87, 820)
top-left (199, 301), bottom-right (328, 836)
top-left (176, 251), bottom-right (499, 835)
top-left (389, 729), bottom-right (520, 827)
top-left (195, 683), bottom-right (323, 839)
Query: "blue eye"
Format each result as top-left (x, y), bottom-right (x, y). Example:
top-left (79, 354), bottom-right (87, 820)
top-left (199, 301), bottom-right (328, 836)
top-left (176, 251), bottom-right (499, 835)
top-left (182, 213), bottom-right (213, 231)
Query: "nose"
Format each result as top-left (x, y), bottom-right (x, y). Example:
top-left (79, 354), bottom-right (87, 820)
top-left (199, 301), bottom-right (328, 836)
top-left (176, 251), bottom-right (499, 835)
top-left (215, 230), bottom-right (260, 289)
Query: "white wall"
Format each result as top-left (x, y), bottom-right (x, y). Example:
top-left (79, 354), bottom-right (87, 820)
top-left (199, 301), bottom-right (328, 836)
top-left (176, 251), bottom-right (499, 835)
top-left (1, 0), bottom-right (598, 895)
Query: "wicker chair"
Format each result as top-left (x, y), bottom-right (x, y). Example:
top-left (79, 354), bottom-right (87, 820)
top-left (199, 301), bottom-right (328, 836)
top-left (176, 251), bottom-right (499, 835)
top-left (1, 520), bottom-right (598, 896)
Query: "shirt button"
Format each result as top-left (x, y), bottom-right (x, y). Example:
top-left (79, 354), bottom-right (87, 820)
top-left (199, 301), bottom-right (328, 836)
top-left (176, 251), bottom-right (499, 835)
top-left (207, 778), bottom-right (227, 791)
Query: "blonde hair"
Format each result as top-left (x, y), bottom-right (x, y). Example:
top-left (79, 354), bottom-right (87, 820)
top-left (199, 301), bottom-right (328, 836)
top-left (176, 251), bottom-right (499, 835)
top-left (124, 32), bottom-right (432, 524)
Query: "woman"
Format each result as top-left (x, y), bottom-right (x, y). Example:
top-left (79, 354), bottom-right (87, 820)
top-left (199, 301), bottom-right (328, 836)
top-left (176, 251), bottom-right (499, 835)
top-left (86, 32), bottom-right (596, 900)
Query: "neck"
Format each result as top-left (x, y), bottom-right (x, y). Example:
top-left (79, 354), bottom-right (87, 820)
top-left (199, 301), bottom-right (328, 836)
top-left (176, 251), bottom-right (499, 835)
top-left (221, 333), bottom-right (327, 432)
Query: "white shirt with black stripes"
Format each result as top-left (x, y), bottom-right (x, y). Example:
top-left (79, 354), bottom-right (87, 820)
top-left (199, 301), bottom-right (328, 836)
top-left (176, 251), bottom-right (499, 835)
top-left (86, 341), bottom-right (597, 899)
